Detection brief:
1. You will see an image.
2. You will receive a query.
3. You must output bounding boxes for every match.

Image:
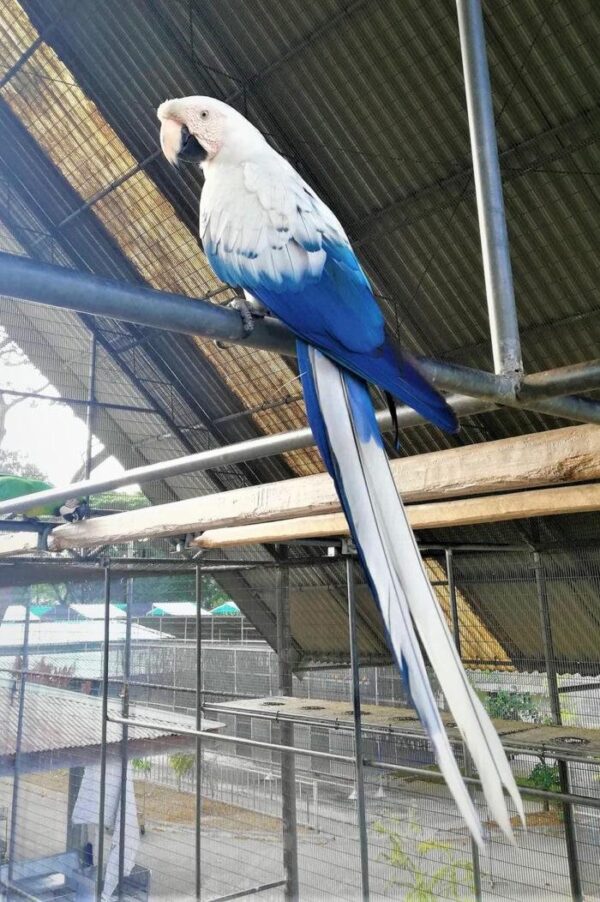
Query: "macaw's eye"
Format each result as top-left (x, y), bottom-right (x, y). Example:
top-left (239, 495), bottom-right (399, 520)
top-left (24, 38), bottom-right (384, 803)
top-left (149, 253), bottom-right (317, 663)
top-left (200, 110), bottom-right (209, 119)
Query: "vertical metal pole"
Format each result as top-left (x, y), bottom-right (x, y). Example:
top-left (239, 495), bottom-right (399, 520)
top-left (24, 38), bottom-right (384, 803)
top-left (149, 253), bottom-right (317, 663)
top-left (84, 332), bottom-right (97, 482)
top-left (195, 565), bottom-right (202, 901)
top-left (534, 552), bottom-right (582, 902)
top-left (118, 576), bottom-right (133, 899)
top-left (445, 551), bottom-right (481, 900)
top-left (455, 0), bottom-right (523, 376)
top-left (445, 549), bottom-right (462, 656)
top-left (346, 556), bottom-right (370, 902)
top-left (275, 547), bottom-right (299, 902)
top-left (96, 565), bottom-right (111, 901)
top-left (8, 596), bottom-right (31, 884)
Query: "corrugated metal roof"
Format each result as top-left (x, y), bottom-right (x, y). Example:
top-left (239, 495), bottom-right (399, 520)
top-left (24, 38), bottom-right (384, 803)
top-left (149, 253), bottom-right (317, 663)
top-left (0, 678), bottom-right (221, 758)
top-left (0, 619), bottom-right (172, 650)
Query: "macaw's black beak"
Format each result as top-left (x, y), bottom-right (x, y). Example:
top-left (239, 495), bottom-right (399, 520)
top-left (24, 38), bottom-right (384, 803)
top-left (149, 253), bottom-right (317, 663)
top-left (178, 124), bottom-right (207, 164)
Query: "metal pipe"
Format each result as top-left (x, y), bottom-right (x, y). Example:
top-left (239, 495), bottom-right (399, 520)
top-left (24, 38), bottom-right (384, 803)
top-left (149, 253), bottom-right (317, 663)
top-left (7, 597), bottom-right (31, 883)
top-left (275, 548), bottom-right (299, 902)
top-left (200, 702), bottom-right (600, 766)
top-left (420, 356), bottom-right (600, 424)
top-left (195, 565), bottom-right (202, 901)
top-left (445, 550), bottom-right (481, 899)
top-left (0, 394), bottom-right (491, 519)
top-left (445, 549), bottom-right (462, 656)
top-left (4, 252), bottom-right (600, 424)
top-left (345, 556), bottom-right (370, 901)
top-left (117, 575), bottom-right (133, 900)
top-left (96, 566), bottom-right (111, 902)
top-left (0, 387), bottom-right (156, 414)
top-left (455, 0), bottom-right (522, 376)
top-left (107, 715), bottom-right (600, 811)
top-left (533, 552), bottom-right (582, 902)
top-left (208, 880), bottom-right (287, 902)
top-left (0, 252), bottom-right (294, 356)
top-left (521, 359), bottom-right (600, 399)
top-left (84, 334), bottom-right (97, 483)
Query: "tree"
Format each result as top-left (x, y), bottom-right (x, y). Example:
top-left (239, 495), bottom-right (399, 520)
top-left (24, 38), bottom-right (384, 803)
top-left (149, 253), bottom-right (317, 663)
top-left (0, 328), bottom-right (50, 453)
top-left (0, 449), bottom-right (47, 481)
top-left (131, 757), bottom-right (152, 834)
top-left (168, 752), bottom-right (195, 792)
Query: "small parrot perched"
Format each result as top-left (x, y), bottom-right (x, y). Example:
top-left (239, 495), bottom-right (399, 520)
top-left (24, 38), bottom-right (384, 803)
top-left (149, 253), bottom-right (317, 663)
top-left (0, 474), bottom-right (84, 521)
top-left (158, 96), bottom-right (523, 843)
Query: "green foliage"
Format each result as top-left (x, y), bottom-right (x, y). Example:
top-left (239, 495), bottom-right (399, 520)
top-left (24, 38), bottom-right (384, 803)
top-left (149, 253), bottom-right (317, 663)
top-left (520, 761), bottom-right (561, 794)
top-left (131, 757), bottom-right (152, 776)
top-left (0, 449), bottom-right (47, 481)
top-left (169, 752), bottom-right (195, 791)
top-left (90, 489), bottom-right (149, 511)
top-left (129, 572), bottom-right (231, 609)
top-left (201, 574), bottom-right (232, 610)
top-left (484, 690), bottom-right (541, 722)
top-left (373, 817), bottom-right (474, 901)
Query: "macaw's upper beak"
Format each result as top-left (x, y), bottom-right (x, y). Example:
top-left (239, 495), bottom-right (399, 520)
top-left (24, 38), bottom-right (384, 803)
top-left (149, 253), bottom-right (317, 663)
top-left (177, 124), bottom-right (207, 164)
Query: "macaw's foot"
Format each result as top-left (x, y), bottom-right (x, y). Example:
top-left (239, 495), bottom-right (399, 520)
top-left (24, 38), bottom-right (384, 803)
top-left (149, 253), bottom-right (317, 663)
top-left (228, 296), bottom-right (268, 335)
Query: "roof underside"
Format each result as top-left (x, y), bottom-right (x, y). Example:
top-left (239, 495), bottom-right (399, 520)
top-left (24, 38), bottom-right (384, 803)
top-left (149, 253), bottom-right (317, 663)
top-left (1, 0), bottom-right (600, 669)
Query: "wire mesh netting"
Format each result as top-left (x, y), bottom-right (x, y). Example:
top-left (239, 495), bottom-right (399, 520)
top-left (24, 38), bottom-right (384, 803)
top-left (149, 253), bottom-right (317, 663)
top-left (1, 546), bottom-right (600, 900)
top-left (1, 0), bottom-right (600, 898)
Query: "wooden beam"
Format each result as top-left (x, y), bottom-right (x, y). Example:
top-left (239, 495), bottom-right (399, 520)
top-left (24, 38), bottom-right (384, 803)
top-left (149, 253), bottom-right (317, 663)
top-left (194, 483), bottom-right (600, 548)
top-left (0, 423), bottom-right (590, 555)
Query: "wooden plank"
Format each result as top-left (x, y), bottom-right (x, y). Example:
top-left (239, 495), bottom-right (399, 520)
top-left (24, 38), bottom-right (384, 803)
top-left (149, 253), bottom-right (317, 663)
top-left (195, 483), bottom-right (600, 548)
top-left (42, 423), bottom-right (600, 552)
top-left (0, 532), bottom-right (39, 557)
top-left (196, 514), bottom-right (348, 548)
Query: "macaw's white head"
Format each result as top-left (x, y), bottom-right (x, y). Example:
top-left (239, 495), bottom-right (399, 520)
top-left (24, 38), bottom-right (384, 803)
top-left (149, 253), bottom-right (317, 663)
top-left (157, 96), bottom-right (265, 167)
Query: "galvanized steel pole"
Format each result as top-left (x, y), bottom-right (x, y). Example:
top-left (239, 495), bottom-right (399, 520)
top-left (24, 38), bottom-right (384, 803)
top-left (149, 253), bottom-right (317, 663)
top-left (456, 0), bottom-right (523, 376)
top-left (0, 392), bottom-right (492, 519)
top-left (195, 565), bottom-right (202, 902)
top-left (7, 596), bottom-right (31, 885)
top-left (445, 550), bottom-right (481, 901)
top-left (4, 252), bottom-right (600, 424)
top-left (275, 548), bottom-right (300, 902)
top-left (96, 565), bottom-right (111, 902)
top-left (533, 552), bottom-right (582, 902)
top-left (346, 556), bottom-right (370, 902)
top-left (118, 576), bottom-right (133, 900)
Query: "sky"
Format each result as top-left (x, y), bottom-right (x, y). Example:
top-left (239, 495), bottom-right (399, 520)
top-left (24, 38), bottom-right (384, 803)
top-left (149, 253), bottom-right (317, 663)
top-left (0, 329), bottom-right (127, 487)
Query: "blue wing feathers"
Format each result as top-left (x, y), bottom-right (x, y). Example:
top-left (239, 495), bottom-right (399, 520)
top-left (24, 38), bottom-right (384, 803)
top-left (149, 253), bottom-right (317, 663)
top-left (206, 231), bottom-right (458, 433)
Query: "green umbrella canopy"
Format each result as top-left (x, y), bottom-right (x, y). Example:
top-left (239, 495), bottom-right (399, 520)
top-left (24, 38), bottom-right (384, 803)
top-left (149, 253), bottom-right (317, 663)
top-left (30, 605), bottom-right (56, 618)
top-left (0, 474), bottom-right (83, 519)
top-left (211, 601), bottom-right (240, 616)
top-left (0, 474), bottom-right (56, 518)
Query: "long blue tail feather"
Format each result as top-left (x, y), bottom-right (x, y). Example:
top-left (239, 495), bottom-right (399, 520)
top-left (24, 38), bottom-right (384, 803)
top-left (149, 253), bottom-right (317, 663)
top-left (299, 341), bottom-right (524, 843)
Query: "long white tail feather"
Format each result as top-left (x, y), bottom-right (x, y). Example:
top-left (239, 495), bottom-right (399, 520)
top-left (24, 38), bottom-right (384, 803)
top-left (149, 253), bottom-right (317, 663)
top-left (309, 348), bottom-right (523, 843)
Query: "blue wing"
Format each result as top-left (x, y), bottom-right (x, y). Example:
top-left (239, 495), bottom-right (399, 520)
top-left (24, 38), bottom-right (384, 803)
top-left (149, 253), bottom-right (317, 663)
top-left (201, 155), bottom-right (457, 433)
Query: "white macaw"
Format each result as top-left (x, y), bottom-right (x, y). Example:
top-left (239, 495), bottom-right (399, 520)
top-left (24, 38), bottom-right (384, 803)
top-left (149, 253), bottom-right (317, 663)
top-left (158, 96), bottom-right (523, 844)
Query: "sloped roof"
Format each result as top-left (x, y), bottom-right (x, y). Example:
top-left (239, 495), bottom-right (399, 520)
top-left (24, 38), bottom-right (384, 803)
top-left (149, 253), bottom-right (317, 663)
top-left (0, 678), bottom-right (222, 759)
